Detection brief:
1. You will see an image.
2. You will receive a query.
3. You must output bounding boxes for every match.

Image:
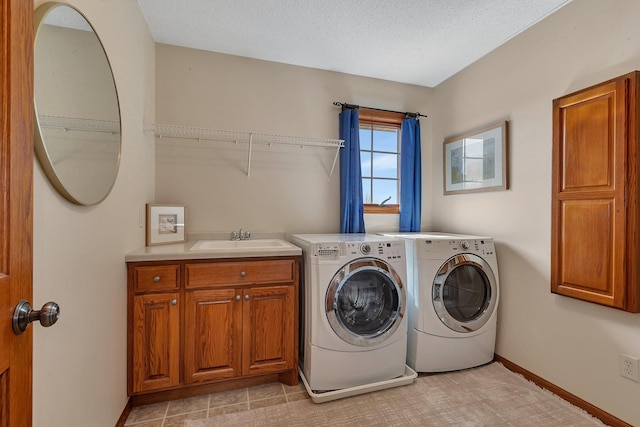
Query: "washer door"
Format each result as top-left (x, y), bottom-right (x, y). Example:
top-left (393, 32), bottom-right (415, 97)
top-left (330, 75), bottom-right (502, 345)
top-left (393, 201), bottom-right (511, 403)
top-left (432, 254), bottom-right (497, 333)
top-left (326, 258), bottom-right (405, 347)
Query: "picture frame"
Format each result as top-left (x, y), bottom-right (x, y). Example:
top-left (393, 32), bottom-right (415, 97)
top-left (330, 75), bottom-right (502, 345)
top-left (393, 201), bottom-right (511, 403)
top-left (443, 120), bottom-right (508, 195)
top-left (145, 203), bottom-right (186, 246)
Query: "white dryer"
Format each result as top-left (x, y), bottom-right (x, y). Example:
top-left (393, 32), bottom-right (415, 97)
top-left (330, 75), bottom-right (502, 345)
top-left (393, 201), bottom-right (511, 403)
top-left (289, 234), bottom-right (408, 391)
top-left (379, 232), bottom-right (499, 372)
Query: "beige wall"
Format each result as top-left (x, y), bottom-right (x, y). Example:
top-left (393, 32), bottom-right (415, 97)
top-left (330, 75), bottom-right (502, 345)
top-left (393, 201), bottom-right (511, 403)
top-left (32, 1), bottom-right (155, 426)
top-left (154, 44), bottom-right (432, 236)
top-left (29, 0), bottom-right (640, 425)
top-left (432, 0), bottom-right (640, 424)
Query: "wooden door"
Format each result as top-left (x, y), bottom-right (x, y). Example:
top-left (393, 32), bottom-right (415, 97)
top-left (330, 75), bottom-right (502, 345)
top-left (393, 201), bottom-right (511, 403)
top-left (184, 289), bottom-right (242, 384)
top-left (0, 0), bottom-right (34, 425)
top-left (132, 293), bottom-right (180, 393)
top-left (242, 286), bottom-right (294, 377)
top-left (551, 74), bottom-right (631, 309)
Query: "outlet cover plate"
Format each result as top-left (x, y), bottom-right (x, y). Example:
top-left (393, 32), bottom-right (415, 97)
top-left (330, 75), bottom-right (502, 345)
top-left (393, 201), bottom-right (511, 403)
top-left (620, 354), bottom-right (639, 382)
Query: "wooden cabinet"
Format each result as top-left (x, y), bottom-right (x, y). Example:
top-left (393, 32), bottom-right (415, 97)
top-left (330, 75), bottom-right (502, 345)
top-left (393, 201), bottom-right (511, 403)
top-left (242, 285), bottom-right (295, 377)
top-left (130, 263), bottom-right (181, 393)
top-left (183, 285), bottom-right (295, 384)
top-left (132, 292), bottom-right (180, 392)
top-left (551, 71), bottom-right (640, 312)
top-left (127, 256), bottom-right (299, 399)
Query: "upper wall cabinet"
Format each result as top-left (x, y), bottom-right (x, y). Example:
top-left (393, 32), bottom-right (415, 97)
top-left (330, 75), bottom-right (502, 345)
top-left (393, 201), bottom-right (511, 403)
top-left (551, 71), bottom-right (640, 312)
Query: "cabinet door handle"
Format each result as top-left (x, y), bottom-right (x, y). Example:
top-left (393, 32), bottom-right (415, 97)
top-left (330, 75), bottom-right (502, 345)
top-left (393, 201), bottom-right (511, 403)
top-left (153, 276), bottom-right (161, 282)
top-left (235, 295), bottom-right (241, 301)
top-left (171, 299), bottom-right (177, 305)
top-left (244, 294), bottom-right (250, 301)
top-left (240, 271), bottom-right (246, 277)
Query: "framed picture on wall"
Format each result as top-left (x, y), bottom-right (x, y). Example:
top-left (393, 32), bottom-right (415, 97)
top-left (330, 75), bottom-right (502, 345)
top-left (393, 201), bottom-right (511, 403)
top-left (146, 203), bottom-right (186, 246)
top-left (443, 120), bottom-right (508, 195)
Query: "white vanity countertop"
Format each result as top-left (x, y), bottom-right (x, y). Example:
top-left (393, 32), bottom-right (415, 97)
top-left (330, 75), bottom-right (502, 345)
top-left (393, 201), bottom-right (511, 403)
top-left (125, 232), bottom-right (302, 262)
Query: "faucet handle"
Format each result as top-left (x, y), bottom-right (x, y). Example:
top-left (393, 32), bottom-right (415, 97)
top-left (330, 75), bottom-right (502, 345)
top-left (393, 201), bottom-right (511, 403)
top-left (244, 231), bottom-right (251, 240)
top-left (231, 231), bottom-right (238, 240)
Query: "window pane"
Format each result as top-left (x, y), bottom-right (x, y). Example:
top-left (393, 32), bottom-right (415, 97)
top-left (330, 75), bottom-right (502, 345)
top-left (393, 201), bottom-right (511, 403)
top-left (372, 152), bottom-right (398, 179)
top-left (362, 178), bottom-right (372, 204)
top-left (359, 128), bottom-right (371, 150)
top-left (360, 151), bottom-right (372, 178)
top-left (373, 128), bottom-right (398, 152)
top-left (372, 179), bottom-right (397, 205)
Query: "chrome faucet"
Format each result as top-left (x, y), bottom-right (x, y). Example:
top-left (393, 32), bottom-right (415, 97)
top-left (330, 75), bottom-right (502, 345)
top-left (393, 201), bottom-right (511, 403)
top-left (231, 228), bottom-right (251, 240)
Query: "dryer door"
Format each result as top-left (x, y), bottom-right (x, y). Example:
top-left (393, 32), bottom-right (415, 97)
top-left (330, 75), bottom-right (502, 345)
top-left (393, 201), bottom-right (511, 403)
top-left (326, 258), bottom-right (406, 347)
top-left (432, 254), bottom-right (497, 333)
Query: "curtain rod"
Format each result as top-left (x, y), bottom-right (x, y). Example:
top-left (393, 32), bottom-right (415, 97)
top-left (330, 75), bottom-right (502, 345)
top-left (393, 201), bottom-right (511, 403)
top-left (333, 101), bottom-right (427, 119)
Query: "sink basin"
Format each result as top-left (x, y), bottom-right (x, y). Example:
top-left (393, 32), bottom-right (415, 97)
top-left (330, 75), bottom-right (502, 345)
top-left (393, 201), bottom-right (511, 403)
top-left (190, 239), bottom-right (290, 251)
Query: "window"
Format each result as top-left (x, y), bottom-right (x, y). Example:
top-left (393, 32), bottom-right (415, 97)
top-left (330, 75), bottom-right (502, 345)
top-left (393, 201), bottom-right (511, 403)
top-left (358, 109), bottom-right (404, 214)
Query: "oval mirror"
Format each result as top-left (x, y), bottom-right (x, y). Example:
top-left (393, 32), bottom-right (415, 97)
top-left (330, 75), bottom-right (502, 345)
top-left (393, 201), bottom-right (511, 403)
top-left (34, 3), bottom-right (121, 206)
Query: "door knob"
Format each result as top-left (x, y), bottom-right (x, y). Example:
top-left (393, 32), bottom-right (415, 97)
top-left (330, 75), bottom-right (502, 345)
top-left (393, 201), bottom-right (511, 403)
top-left (12, 300), bottom-right (60, 335)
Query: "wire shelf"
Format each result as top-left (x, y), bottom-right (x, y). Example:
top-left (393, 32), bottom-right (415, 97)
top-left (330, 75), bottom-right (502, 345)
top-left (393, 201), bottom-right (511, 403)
top-left (154, 124), bottom-right (343, 149)
top-left (151, 123), bottom-right (344, 179)
top-left (38, 115), bottom-right (121, 134)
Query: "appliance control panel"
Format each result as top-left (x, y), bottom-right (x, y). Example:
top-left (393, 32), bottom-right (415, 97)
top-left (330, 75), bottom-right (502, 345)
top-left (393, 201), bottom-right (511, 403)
top-left (422, 238), bottom-right (495, 256)
top-left (313, 240), bottom-right (405, 261)
top-left (313, 242), bottom-right (343, 257)
top-left (345, 241), bottom-right (405, 260)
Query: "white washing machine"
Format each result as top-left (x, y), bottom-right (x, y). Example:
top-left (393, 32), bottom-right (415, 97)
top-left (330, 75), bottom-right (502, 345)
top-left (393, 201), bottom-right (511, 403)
top-left (289, 234), bottom-right (408, 391)
top-left (379, 232), bottom-right (499, 372)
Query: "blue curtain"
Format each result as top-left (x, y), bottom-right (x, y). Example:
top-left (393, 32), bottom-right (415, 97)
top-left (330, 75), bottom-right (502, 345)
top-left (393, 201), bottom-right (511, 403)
top-left (339, 109), bottom-right (365, 233)
top-left (399, 118), bottom-right (421, 232)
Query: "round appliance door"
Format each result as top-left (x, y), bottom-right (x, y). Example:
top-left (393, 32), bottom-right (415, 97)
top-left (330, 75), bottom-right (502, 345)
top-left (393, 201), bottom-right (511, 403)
top-left (326, 258), bottom-right (406, 347)
top-left (432, 253), bottom-right (497, 333)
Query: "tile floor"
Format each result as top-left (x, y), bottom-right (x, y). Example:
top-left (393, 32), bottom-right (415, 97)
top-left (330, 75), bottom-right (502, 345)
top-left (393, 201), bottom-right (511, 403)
top-left (124, 381), bottom-right (309, 427)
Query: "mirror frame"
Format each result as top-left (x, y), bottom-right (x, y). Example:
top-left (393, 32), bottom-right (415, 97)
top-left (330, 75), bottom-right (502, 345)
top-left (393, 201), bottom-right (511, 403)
top-left (33, 2), bottom-right (122, 206)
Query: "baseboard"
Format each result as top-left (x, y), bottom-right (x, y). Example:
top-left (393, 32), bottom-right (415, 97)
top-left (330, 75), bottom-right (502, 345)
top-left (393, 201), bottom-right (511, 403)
top-left (114, 398), bottom-right (132, 427)
top-left (494, 354), bottom-right (632, 427)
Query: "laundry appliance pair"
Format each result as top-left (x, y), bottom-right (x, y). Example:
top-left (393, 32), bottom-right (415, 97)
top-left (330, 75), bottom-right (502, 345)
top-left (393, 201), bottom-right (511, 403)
top-left (291, 232), bottom-right (500, 393)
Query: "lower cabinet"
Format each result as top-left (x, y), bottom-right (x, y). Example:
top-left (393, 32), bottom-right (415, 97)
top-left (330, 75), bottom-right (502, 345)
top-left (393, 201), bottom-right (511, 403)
top-left (131, 292), bottom-right (180, 393)
top-left (127, 257), bottom-right (299, 398)
top-left (184, 288), bottom-right (241, 383)
top-left (243, 285), bottom-right (295, 377)
top-left (184, 285), bottom-right (295, 384)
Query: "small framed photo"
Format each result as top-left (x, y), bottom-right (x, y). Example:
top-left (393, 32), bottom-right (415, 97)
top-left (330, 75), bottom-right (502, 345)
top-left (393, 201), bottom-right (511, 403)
top-left (443, 120), bottom-right (508, 195)
top-left (146, 204), bottom-right (186, 246)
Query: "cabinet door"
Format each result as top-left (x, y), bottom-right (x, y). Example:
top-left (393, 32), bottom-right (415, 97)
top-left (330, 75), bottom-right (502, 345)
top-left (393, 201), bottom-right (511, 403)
top-left (242, 285), bottom-right (295, 376)
top-left (551, 75), bottom-right (629, 309)
top-left (132, 293), bottom-right (180, 392)
top-left (184, 289), bottom-right (242, 383)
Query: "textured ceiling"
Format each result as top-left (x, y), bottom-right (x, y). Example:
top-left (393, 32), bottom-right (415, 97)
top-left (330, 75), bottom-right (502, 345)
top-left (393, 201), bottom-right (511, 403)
top-left (136, 0), bottom-right (571, 88)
